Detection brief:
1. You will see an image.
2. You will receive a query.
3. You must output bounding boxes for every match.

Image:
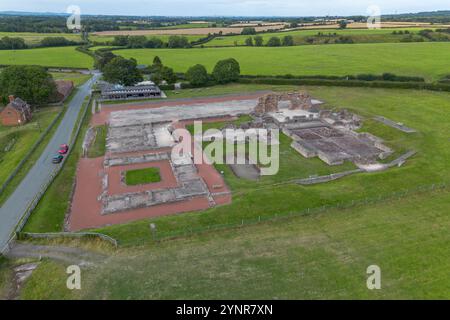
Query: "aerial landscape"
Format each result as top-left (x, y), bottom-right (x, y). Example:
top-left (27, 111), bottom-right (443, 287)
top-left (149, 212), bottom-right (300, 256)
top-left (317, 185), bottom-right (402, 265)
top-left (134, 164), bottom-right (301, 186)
top-left (0, 0), bottom-right (449, 305)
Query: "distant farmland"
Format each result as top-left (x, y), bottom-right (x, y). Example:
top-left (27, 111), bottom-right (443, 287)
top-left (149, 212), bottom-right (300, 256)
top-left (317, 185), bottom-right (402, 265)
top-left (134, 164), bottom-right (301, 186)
top-left (116, 42), bottom-right (450, 80)
top-left (0, 32), bottom-right (82, 45)
top-left (0, 46), bottom-right (93, 69)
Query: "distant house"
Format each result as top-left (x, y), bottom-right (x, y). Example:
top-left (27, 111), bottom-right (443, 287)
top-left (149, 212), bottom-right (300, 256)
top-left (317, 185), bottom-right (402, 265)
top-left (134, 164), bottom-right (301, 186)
top-left (51, 80), bottom-right (74, 104)
top-left (99, 81), bottom-right (163, 101)
top-left (0, 96), bottom-right (32, 126)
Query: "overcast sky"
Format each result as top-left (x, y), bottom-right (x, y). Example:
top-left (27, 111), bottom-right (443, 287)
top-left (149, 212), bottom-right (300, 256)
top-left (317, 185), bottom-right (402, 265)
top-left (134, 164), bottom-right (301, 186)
top-left (0, 0), bottom-right (449, 16)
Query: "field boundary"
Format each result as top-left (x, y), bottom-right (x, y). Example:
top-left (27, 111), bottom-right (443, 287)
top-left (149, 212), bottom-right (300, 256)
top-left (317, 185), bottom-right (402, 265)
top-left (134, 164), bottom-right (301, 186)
top-left (17, 232), bottom-right (118, 248)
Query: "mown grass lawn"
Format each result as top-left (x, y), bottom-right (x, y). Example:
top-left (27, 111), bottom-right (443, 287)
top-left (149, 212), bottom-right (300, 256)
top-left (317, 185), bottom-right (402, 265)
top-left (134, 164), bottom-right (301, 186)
top-left (0, 46), bottom-right (93, 69)
top-left (18, 188), bottom-right (450, 299)
top-left (125, 168), bottom-right (161, 186)
top-left (203, 27), bottom-right (435, 47)
top-left (116, 42), bottom-right (450, 81)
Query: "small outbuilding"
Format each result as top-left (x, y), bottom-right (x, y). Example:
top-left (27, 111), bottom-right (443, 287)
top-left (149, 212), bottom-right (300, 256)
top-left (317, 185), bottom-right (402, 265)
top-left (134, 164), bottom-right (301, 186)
top-left (0, 96), bottom-right (32, 126)
top-left (100, 82), bottom-right (163, 101)
top-left (51, 80), bottom-right (74, 103)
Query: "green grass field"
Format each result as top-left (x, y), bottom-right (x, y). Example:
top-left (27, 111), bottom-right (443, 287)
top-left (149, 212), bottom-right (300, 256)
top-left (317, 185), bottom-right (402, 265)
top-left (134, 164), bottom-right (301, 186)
top-left (89, 34), bottom-right (204, 45)
top-left (116, 42), bottom-right (450, 80)
top-left (125, 168), bottom-right (161, 185)
top-left (16, 188), bottom-right (450, 299)
top-left (203, 27), bottom-right (435, 47)
top-left (0, 46), bottom-right (93, 69)
top-left (0, 107), bottom-right (61, 188)
top-left (0, 32), bottom-right (82, 45)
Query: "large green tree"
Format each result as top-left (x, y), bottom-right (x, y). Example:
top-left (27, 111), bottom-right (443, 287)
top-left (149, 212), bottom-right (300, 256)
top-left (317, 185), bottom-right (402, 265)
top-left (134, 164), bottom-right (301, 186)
top-left (103, 56), bottom-right (143, 86)
top-left (186, 64), bottom-right (208, 86)
top-left (212, 58), bottom-right (240, 84)
top-left (0, 65), bottom-right (56, 105)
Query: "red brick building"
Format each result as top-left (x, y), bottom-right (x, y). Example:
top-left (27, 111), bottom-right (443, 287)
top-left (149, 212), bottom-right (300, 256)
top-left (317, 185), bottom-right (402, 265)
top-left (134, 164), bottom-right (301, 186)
top-left (0, 96), bottom-right (32, 126)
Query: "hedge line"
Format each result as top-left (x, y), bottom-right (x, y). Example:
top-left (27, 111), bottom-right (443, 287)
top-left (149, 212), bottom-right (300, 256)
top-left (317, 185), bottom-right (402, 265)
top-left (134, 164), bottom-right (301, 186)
top-left (241, 73), bottom-right (425, 82)
top-left (237, 77), bottom-right (450, 92)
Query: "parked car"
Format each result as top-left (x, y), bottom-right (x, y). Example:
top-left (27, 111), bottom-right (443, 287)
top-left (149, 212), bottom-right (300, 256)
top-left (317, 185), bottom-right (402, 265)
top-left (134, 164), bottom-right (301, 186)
top-left (52, 155), bottom-right (64, 164)
top-left (58, 144), bottom-right (69, 155)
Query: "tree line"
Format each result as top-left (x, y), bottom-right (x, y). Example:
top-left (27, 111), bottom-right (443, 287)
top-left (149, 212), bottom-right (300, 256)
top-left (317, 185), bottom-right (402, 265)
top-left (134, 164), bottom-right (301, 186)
top-left (109, 35), bottom-right (192, 48)
top-left (0, 36), bottom-right (83, 50)
top-left (243, 35), bottom-right (295, 47)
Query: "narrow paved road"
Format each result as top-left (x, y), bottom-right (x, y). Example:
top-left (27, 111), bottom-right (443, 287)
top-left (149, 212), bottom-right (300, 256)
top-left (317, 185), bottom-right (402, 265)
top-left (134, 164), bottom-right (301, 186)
top-left (0, 73), bottom-right (100, 252)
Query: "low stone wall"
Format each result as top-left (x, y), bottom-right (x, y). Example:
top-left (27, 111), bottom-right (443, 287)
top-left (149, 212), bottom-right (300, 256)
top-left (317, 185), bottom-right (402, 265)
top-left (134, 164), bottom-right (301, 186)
top-left (296, 169), bottom-right (364, 185)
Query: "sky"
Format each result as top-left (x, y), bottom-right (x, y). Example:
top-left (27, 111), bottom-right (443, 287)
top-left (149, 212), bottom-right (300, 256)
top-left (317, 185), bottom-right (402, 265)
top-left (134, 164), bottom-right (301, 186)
top-left (0, 0), bottom-right (449, 17)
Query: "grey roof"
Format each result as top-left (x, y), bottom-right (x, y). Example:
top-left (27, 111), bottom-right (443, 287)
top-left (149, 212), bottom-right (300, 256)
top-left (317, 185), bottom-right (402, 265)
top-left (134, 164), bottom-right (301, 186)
top-left (101, 83), bottom-right (161, 95)
top-left (8, 97), bottom-right (30, 114)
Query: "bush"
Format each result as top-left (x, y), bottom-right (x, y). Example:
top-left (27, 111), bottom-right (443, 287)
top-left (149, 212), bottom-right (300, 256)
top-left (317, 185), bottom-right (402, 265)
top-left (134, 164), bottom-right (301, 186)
top-left (212, 58), bottom-right (241, 84)
top-left (168, 36), bottom-right (190, 48)
top-left (266, 37), bottom-right (281, 47)
top-left (0, 36), bottom-right (27, 50)
top-left (40, 37), bottom-right (75, 47)
top-left (186, 64), bottom-right (209, 86)
top-left (282, 35), bottom-right (294, 46)
top-left (254, 36), bottom-right (264, 46)
top-left (245, 37), bottom-right (254, 46)
top-left (241, 27), bottom-right (256, 35)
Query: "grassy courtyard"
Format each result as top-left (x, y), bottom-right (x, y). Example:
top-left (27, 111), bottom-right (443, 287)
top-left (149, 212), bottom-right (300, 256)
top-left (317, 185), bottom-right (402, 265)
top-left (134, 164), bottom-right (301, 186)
top-left (116, 42), bottom-right (450, 80)
top-left (125, 167), bottom-right (161, 186)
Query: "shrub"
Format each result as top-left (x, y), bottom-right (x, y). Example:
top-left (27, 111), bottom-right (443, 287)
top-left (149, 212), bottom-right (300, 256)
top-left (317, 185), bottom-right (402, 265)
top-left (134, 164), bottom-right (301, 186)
top-left (245, 37), bottom-right (254, 46)
top-left (266, 37), bottom-right (281, 47)
top-left (282, 35), bottom-right (294, 46)
top-left (212, 58), bottom-right (241, 84)
top-left (241, 27), bottom-right (256, 35)
top-left (186, 64), bottom-right (209, 86)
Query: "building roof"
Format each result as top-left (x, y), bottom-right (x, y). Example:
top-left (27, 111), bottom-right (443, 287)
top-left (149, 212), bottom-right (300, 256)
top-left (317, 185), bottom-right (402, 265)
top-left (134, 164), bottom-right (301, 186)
top-left (7, 97), bottom-right (30, 114)
top-left (101, 83), bottom-right (161, 95)
top-left (55, 80), bottom-right (74, 99)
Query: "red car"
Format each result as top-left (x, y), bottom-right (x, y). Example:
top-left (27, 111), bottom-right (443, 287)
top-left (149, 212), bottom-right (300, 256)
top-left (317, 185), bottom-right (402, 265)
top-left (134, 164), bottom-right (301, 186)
top-left (58, 144), bottom-right (69, 155)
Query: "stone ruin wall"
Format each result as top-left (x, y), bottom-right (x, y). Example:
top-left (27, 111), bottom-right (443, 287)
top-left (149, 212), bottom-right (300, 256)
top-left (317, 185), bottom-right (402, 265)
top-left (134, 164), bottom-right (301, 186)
top-left (254, 91), bottom-right (313, 115)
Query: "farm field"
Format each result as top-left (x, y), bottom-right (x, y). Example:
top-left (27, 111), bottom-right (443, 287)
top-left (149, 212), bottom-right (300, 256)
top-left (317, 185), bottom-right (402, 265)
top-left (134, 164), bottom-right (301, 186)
top-left (92, 24), bottom-right (287, 37)
top-left (0, 47), bottom-right (93, 69)
top-left (202, 27), bottom-right (441, 47)
top-left (116, 42), bottom-right (450, 80)
top-left (0, 32), bottom-right (82, 45)
top-left (15, 187), bottom-right (450, 299)
top-left (89, 33), bottom-right (204, 44)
